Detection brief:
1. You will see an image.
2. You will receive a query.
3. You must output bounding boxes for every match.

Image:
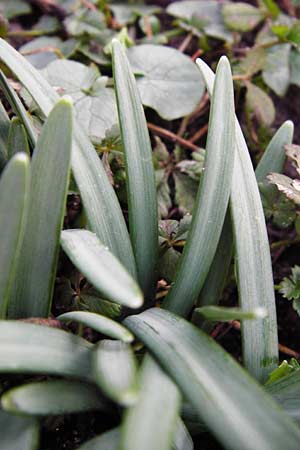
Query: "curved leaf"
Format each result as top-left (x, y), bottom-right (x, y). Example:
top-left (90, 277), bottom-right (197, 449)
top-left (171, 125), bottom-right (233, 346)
top-left (194, 305), bottom-right (267, 322)
top-left (266, 370), bottom-right (300, 423)
top-left (125, 308), bottom-right (300, 450)
top-left (77, 428), bottom-right (120, 450)
top-left (0, 321), bottom-right (92, 380)
top-left (163, 56), bottom-right (235, 317)
top-left (93, 339), bottom-right (139, 406)
top-left (7, 117), bottom-right (29, 158)
top-left (2, 380), bottom-right (107, 416)
top-left (0, 153), bottom-right (30, 318)
top-left (57, 311), bottom-right (134, 343)
top-left (0, 38), bottom-right (136, 278)
top-left (112, 40), bottom-right (158, 298)
top-left (61, 230), bottom-right (143, 309)
top-left (196, 57), bottom-right (278, 382)
top-left (9, 98), bottom-right (72, 318)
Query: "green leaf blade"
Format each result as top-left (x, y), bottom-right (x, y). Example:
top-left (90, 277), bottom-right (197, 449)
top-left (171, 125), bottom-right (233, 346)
top-left (61, 230), bottom-right (143, 309)
top-left (163, 56), bottom-right (235, 317)
top-left (112, 40), bottom-right (158, 298)
top-left (0, 321), bottom-right (92, 379)
top-left (0, 152), bottom-right (30, 318)
top-left (0, 410), bottom-right (39, 450)
top-left (57, 311), bottom-right (134, 343)
top-left (9, 98), bottom-right (73, 318)
top-left (125, 308), bottom-right (300, 450)
top-left (196, 57), bottom-right (278, 382)
top-left (2, 380), bottom-right (106, 416)
top-left (7, 117), bottom-right (30, 158)
top-left (93, 339), bottom-right (139, 407)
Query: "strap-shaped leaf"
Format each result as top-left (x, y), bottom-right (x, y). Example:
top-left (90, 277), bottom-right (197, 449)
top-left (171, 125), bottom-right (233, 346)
top-left (0, 410), bottom-right (39, 450)
top-left (7, 117), bottom-right (30, 158)
top-left (112, 40), bottom-right (158, 298)
top-left (60, 230), bottom-right (143, 309)
top-left (0, 70), bottom-right (37, 148)
top-left (9, 99), bottom-right (72, 318)
top-left (124, 308), bottom-right (300, 450)
top-left (0, 153), bottom-right (30, 318)
top-left (120, 356), bottom-right (180, 450)
top-left (0, 100), bottom-right (10, 170)
top-left (93, 339), bottom-right (139, 407)
top-left (57, 311), bottom-right (134, 343)
top-left (0, 38), bottom-right (136, 278)
top-left (2, 381), bottom-right (107, 416)
top-left (163, 57), bottom-right (235, 317)
top-left (173, 419), bottom-right (194, 450)
top-left (77, 428), bottom-right (120, 450)
top-left (194, 305), bottom-right (267, 321)
top-left (196, 58), bottom-right (278, 382)
top-left (0, 321), bottom-right (92, 380)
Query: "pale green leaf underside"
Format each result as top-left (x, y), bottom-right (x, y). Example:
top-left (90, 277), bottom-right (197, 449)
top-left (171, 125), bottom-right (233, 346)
top-left (0, 410), bottom-right (38, 450)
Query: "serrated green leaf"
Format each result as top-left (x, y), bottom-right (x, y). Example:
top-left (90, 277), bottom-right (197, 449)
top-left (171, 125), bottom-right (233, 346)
top-left (0, 38), bottom-right (137, 279)
top-left (163, 57), bottom-right (235, 317)
top-left (197, 57), bottom-right (278, 382)
top-left (0, 321), bottom-right (92, 379)
top-left (61, 230), bottom-right (143, 309)
top-left (2, 380), bottom-right (106, 416)
top-left (0, 410), bottom-right (38, 450)
top-left (0, 153), bottom-right (30, 318)
top-left (112, 40), bottom-right (158, 298)
top-left (57, 311), bottom-right (134, 343)
top-left (93, 339), bottom-right (139, 407)
top-left (7, 117), bottom-right (29, 158)
top-left (279, 266), bottom-right (300, 300)
top-left (9, 99), bottom-right (72, 318)
top-left (125, 308), bottom-right (300, 450)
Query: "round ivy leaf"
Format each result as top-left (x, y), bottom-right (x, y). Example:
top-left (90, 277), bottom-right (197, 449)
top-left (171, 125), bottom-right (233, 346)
top-left (127, 44), bottom-right (205, 120)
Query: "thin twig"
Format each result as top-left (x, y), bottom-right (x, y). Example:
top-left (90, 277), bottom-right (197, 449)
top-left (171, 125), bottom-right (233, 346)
top-left (189, 124), bottom-right (208, 144)
top-left (178, 32), bottom-right (193, 53)
top-left (147, 122), bottom-right (200, 152)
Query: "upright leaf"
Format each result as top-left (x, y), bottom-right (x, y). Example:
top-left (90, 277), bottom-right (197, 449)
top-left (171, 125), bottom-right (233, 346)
top-left (7, 117), bottom-right (30, 158)
top-left (163, 57), bottom-right (235, 317)
top-left (0, 38), bottom-right (136, 277)
top-left (9, 99), bottom-right (72, 318)
top-left (0, 99), bottom-right (9, 170)
top-left (0, 321), bottom-right (92, 379)
top-left (112, 40), bottom-right (158, 298)
top-left (0, 410), bottom-right (39, 450)
top-left (266, 370), bottom-right (300, 422)
top-left (197, 57), bottom-right (278, 382)
top-left (60, 230), bottom-right (143, 309)
top-left (125, 309), bottom-right (300, 450)
top-left (0, 153), bottom-right (30, 318)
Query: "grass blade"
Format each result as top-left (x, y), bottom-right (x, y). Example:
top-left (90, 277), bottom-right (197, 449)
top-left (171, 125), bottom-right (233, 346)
top-left (125, 308), bottom-right (300, 450)
top-left (0, 70), bottom-right (37, 148)
top-left (173, 419), bottom-right (194, 450)
top-left (60, 230), bottom-right (143, 309)
top-left (120, 356), bottom-right (180, 450)
top-left (57, 311), bottom-right (134, 343)
top-left (0, 410), bottom-right (39, 450)
top-left (7, 117), bottom-right (30, 158)
top-left (266, 370), bottom-right (300, 423)
top-left (2, 381), bottom-right (107, 416)
top-left (194, 305), bottom-right (267, 322)
top-left (0, 321), bottom-right (92, 380)
top-left (197, 57), bottom-right (278, 382)
top-left (0, 153), bottom-right (30, 318)
top-left (9, 98), bottom-right (72, 318)
top-left (0, 100), bottom-right (9, 170)
top-left (112, 40), bottom-right (158, 298)
top-left (163, 57), bottom-right (235, 316)
top-left (77, 428), bottom-right (120, 450)
top-left (0, 38), bottom-right (136, 277)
